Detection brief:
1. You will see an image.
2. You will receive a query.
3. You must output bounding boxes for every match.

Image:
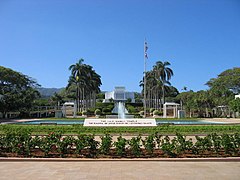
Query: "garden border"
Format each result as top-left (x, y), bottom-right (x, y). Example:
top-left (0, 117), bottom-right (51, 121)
top-left (1, 157), bottom-right (240, 162)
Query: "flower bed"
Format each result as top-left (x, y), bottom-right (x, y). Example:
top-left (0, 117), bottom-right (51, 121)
top-left (0, 131), bottom-right (240, 158)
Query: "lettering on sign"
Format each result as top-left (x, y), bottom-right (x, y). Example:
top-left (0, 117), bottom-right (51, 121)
top-left (84, 119), bottom-right (157, 127)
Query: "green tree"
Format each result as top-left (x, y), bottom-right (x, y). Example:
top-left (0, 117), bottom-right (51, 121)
top-left (68, 59), bottom-right (102, 112)
top-left (176, 91), bottom-right (198, 117)
top-left (153, 61), bottom-right (174, 104)
top-left (139, 62), bottom-right (175, 111)
top-left (0, 66), bottom-right (40, 118)
top-left (229, 98), bottom-right (240, 115)
top-left (206, 67), bottom-right (240, 94)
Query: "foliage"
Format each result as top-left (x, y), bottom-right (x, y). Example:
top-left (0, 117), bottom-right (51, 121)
top-left (68, 59), bottom-right (102, 112)
top-left (126, 105), bottom-right (136, 113)
top-left (100, 134), bottom-right (112, 155)
top-left (94, 109), bottom-right (101, 116)
top-left (175, 67), bottom-right (240, 118)
top-left (0, 66), bottom-right (40, 118)
top-left (142, 134), bottom-right (155, 155)
top-left (58, 136), bottom-right (75, 157)
top-left (82, 111), bottom-right (87, 116)
top-left (174, 133), bottom-right (193, 155)
top-left (75, 134), bottom-right (88, 154)
top-left (40, 131), bottom-right (62, 156)
top-left (206, 67), bottom-right (240, 94)
top-left (161, 136), bottom-right (176, 157)
top-left (229, 98), bottom-right (240, 113)
top-left (113, 135), bottom-right (127, 156)
top-left (85, 135), bottom-right (99, 157)
top-left (2, 124), bottom-right (240, 135)
top-left (194, 135), bottom-right (212, 154)
top-left (139, 61), bottom-right (175, 110)
top-left (210, 133), bottom-right (222, 154)
top-left (150, 108), bottom-right (155, 114)
top-left (1, 132), bottom-right (240, 158)
top-left (153, 110), bottom-right (161, 116)
top-left (128, 136), bottom-right (142, 157)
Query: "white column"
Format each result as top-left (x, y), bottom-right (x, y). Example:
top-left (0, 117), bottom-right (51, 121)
top-left (163, 104), bottom-right (167, 118)
top-left (73, 101), bottom-right (77, 118)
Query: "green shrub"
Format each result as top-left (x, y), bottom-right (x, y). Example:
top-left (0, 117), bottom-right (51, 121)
top-left (150, 108), bottom-right (155, 115)
top-left (77, 112), bottom-right (82, 116)
top-left (153, 110), bottom-right (161, 116)
top-left (126, 105), bottom-right (136, 113)
top-left (100, 134), bottom-right (112, 155)
top-left (174, 133), bottom-right (193, 155)
top-left (40, 131), bottom-right (62, 157)
top-left (94, 109), bottom-right (102, 116)
top-left (82, 111), bottom-right (87, 116)
top-left (75, 134), bottom-right (88, 155)
top-left (102, 107), bottom-right (111, 114)
top-left (142, 134), bottom-right (155, 156)
top-left (85, 135), bottom-right (99, 157)
top-left (58, 136), bottom-right (75, 157)
top-left (128, 136), bottom-right (142, 157)
top-left (161, 136), bottom-right (177, 157)
top-left (114, 135), bottom-right (127, 156)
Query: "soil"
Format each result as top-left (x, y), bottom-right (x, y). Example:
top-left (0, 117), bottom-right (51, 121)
top-left (1, 148), bottom-right (239, 158)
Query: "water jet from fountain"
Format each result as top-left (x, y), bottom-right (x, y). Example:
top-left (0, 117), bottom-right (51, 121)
top-left (118, 102), bottom-right (126, 119)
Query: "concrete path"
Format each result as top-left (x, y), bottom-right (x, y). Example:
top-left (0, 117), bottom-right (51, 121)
top-left (0, 161), bottom-right (240, 180)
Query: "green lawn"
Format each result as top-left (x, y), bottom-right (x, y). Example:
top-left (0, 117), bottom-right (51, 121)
top-left (1, 124), bottom-right (240, 135)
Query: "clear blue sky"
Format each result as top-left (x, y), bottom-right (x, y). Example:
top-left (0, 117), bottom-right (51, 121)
top-left (0, 0), bottom-right (239, 92)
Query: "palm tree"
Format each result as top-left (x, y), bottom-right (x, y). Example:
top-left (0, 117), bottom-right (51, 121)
top-left (153, 61), bottom-right (174, 105)
top-left (68, 59), bottom-right (102, 112)
top-left (140, 71), bottom-right (164, 110)
top-left (68, 59), bottom-right (86, 112)
top-left (83, 65), bottom-right (102, 109)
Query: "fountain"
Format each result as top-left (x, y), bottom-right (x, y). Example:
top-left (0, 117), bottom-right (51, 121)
top-left (83, 86), bottom-right (156, 126)
top-left (84, 101), bottom-right (156, 126)
top-left (117, 102), bottom-right (126, 119)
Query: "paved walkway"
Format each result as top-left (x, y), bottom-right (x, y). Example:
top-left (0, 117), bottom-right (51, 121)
top-left (0, 161), bottom-right (240, 180)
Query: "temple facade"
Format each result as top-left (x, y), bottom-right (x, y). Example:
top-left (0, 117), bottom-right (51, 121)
top-left (103, 86), bottom-right (135, 103)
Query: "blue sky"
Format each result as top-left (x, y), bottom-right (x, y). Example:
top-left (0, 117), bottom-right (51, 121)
top-left (0, 0), bottom-right (240, 92)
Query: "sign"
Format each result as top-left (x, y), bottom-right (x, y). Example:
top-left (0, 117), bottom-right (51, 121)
top-left (83, 118), bottom-right (156, 127)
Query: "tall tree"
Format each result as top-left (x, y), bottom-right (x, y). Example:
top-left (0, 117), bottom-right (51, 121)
top-left (153, 61), bottom-right (174, 104)
top-left (68, 59), bottom-right (102, 112)
top-left (206, 67), bottom-right (240, 94)
top-left (0, 66), bottom-right (40, 118)
top-left (140, 61), bottom-right (175, 111)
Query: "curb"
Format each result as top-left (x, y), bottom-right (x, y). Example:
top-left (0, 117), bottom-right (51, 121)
top-left (1, 157), bottom-right (240, 162)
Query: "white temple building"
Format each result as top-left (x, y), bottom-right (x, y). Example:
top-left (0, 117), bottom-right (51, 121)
top-left (103, 87), bottom-right (135, 103)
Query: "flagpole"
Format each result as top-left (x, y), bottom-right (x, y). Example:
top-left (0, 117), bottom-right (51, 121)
top-left (144, 39), bottom-right (147, 118)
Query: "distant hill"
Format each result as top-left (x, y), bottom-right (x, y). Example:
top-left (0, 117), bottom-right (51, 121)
top-left (37, 88), bottom-right (64, 98)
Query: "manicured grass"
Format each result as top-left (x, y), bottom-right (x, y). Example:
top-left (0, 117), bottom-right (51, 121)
top-left (1, 124), bottom-right (240, 135)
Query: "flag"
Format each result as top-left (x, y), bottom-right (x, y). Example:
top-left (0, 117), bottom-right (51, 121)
top-left (144, 41), bottom-right (148, 59)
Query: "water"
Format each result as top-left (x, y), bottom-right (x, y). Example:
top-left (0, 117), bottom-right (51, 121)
top-left (15, 119), bottom-right (225, 125)
top-left (156, 120), bottom-right (224, 125)
top-left (118, 102), bottom-right (126, 119)
top-left (16, 120), bottom-right (84, 125)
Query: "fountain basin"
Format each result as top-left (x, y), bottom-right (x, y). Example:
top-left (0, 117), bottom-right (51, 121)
top-left (106, 115), bottom-right (134, 119)
top-left (83, 118), bottom-right (157, 127)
